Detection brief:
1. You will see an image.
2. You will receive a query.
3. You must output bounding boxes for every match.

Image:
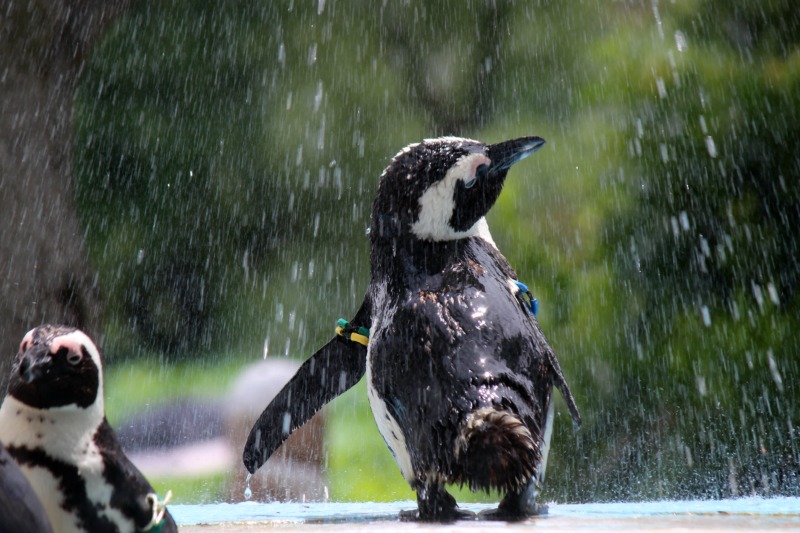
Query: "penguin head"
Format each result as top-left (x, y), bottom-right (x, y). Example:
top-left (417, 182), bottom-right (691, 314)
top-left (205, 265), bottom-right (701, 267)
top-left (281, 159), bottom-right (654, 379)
top-left (8, 325), bottom-right (103, 410)
top-left (371, 136), bottom-right (545, 242)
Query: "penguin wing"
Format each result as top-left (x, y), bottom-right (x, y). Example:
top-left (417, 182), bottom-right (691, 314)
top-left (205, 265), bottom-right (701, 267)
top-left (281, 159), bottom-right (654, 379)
top-left (94, 419), bottom-right (179, 533)
top-left (528, 318), bottom-right (582, 427)
top-left (243, 296), bottom-right (371, 474)
top-left (475, 239), bottom-right (582, 427)
top-left (0, 443), bottom-right (55, 533)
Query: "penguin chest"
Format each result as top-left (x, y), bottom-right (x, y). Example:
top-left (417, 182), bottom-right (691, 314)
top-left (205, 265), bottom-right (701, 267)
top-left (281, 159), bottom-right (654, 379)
top-left (366, 339), bottom-right (416, 485)
top-left (0, 398), bottom-right (134, 533)
top-left (22, 464), bottom-right (79, 532)
top-left (28, 439), bottom-right (133, 533)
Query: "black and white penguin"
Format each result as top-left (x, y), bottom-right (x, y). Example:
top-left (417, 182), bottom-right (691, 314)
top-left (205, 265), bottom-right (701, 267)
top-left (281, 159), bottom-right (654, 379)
top-left (244, 136), bottom-right (580, 521)
top-left (0, 325), bottom-right (177, 533)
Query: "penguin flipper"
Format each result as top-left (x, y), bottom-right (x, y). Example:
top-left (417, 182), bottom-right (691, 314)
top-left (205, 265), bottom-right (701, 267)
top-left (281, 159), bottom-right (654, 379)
top-left (243, 298), bottom-right (371, 474)
top-left (95, 419), bottom-right (178, 533)
top-left (546, 350), bottom-right (582, 428)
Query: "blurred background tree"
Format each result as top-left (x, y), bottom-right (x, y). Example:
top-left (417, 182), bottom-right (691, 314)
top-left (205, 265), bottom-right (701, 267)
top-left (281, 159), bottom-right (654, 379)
top-left (0, 0), bottom-right (134, 389)
top-left (7, 0), bottom-right (795, 503)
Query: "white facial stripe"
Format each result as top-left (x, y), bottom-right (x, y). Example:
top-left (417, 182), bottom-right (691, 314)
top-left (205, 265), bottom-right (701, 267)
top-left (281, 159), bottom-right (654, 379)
top-left (20, 328), bottom-right (35, 352)
top-left (410, 153), bottom-right (490, 241)
top-left (49, 329), bottom-right (103, 373)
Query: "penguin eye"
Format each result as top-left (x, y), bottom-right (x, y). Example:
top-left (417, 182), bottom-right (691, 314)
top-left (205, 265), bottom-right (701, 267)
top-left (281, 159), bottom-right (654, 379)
top-left (464, 164), bottom-right (489, 189)
top-left (64, 348), bottom-right (83, 366)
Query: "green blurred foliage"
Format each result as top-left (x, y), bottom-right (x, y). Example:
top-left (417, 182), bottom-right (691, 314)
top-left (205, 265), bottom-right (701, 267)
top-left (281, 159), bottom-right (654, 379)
top-left (595, 0), bottom-right (800, 499)
top-left (76, 0), bottom-right (799, 503)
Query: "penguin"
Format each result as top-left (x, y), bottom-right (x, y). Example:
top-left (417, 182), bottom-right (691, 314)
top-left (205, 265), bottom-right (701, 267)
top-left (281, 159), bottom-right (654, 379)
top-left (244, 136), bottom-right (581, 521)
top-left (0, 325), bottom-right (177, 533)
top-left (1, 441), bottom-right (55, 533)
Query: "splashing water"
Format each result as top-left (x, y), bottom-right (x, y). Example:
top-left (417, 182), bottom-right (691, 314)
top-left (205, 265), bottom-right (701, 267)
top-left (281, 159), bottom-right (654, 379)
top-left (244, 473), bottom-right (253, 501)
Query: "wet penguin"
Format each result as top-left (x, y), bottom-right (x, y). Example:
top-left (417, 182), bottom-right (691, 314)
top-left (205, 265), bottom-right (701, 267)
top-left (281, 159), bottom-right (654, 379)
top-left (244, 136), bottom-right (580, 521)
top-left (0, 325), bottom-right (177, 533)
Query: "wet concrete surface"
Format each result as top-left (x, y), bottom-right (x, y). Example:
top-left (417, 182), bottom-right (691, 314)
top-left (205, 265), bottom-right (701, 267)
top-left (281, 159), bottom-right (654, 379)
top-left (173, 497), bottom-right (800, 531)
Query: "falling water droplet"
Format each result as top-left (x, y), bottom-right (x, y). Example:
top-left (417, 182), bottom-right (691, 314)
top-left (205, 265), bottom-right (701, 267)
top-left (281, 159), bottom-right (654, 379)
top-left (767, 282), bottom-right (780, 305)
top-left (314, 81), bottom-right (324, 112)
top-left (244, 473), bottom-right (253, 501)
top-left (674, 30), bottom-right (687, 52)
top-left (705, 135), bottom-right (717, 158)
top-left (282, 412), bottom-right (292, 435)
top-left (701, 305), bottom-right (711, 327)
top-left (656, 77), bottom-right (667, 99)
top-left (308, 43), bottom-right (318, 65)
top-left (696, 375), bottom-right (707, 396)
top-left (278, 42), bottom-right (286, 67)
top-left (767, 350), bottom-right (784, 393)
top-left (679, 211), bottom-right (690, 231)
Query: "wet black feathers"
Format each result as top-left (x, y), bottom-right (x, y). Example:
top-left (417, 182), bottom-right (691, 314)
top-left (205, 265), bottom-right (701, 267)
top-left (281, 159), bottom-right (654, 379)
top-left (243, 298), bottom-right (371, 473)
top-left (94, 420), bottom-right (178, 532)
top-left (369, 236), bottom-right (579, 489)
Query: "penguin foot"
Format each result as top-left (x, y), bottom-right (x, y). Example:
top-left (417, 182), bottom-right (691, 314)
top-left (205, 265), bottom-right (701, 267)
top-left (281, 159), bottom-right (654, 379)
top-left (400, 508), bottom-right (477, 522)
top-left (478, 502), bottom-right (548, 521)
top-left (479, 479), bottom-right (547, 521)
top-left (404, 484), bottom-right (476, 522)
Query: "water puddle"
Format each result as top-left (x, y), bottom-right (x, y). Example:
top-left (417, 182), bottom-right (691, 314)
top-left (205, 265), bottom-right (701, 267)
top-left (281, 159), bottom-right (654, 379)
top-left (171, 496), bottom-right (800, 531)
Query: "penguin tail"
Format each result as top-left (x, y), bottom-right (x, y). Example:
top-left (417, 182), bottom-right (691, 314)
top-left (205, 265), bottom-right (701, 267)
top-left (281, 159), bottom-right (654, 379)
top-left (454, 408), bottom-right (538, 493)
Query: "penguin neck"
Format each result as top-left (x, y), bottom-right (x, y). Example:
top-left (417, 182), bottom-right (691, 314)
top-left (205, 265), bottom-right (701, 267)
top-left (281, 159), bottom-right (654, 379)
top-left (370, 216), bottom-right (498, 275)
top-left (370, 233), bottom-right (475, 285)
top-left (0, 393), bottom-right (105, 456)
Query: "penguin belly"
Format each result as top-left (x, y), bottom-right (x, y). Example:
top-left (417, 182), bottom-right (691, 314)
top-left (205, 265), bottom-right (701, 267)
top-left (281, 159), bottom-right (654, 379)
top-left (0, 397), bottom-right (130, 533)
top-left (18, 465), bottom-right (73, 530)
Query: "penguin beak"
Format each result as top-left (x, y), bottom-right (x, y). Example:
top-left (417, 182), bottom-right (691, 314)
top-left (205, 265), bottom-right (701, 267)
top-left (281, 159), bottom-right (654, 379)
top-left (486, 136), bottom-right (545, 175)
top-left (17, 346), bottom-right (52, 384)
